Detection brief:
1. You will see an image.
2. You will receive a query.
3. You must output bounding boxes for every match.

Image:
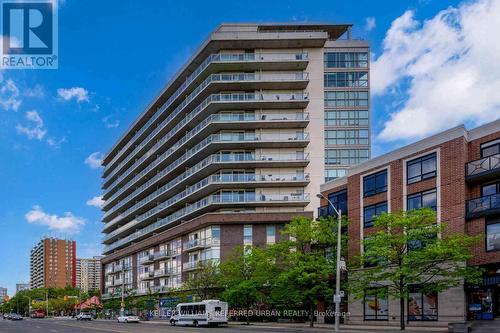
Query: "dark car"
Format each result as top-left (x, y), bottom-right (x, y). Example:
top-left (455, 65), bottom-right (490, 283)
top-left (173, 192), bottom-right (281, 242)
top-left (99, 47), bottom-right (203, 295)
top-left (10, 314), bottom-right (23, 321)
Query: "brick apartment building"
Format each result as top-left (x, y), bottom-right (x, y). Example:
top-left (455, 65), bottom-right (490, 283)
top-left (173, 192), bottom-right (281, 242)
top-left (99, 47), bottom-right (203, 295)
top-left (30, 238), bottom-right (76, 289)
top-left (319, 119), bottom-right (500, 325)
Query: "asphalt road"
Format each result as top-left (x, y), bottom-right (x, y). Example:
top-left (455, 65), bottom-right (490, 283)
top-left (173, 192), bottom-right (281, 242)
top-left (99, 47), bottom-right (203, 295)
top-left (0, 318), bottom-right (336, 333)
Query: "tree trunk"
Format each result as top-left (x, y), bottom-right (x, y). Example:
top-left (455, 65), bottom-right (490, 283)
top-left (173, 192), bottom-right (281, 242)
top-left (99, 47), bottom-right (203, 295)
top-left (400, 296), bottom-right (405, 331)
top-left (309, 302), bottom-right (314, 327)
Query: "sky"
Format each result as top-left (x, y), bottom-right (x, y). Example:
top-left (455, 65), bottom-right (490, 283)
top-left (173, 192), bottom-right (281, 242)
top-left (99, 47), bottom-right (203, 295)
top-left (1, 0), bottom-right (500, 295)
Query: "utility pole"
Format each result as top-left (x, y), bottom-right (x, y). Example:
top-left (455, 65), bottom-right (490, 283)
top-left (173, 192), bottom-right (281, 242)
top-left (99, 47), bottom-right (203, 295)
top-left (120, 266), bottom-right (125, 317)
top-left (45, 291), bottom-right (49, 317)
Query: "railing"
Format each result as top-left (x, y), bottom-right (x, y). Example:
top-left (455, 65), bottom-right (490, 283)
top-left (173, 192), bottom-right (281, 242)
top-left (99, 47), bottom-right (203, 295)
top-left (113, 279), bottom-right (123, 286)
top-left (103, 90), bottom-right (309, 197)
top-left (104, 192), bottom-right (310, 253)
top-left (183, 237), bottom-right (220, 251)
top-left (466, 193), bottom-right (500, 217)
top-left (138, 271), bottom-right (155, 280)
top-left (154, 268), bottom-right (173, 277)
top-left (103, 116), bottom-right (310, 209)
top-left (104, 52), bottom-right (308, 173)
top-left (138, 254), bottom-right (154, 264)
top-left (102, 152), bottom-right (309, 228)
top-left (103, 70), bottom-right (309, 184)
top-left (466, 153), bottom-right (500, 178)
top-left (103, 172), bottom-right (310, 240)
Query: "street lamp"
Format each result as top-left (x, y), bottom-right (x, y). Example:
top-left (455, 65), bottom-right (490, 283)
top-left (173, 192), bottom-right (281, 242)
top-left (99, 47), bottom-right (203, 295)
top-left (317, 193), bottom-right (342, 332)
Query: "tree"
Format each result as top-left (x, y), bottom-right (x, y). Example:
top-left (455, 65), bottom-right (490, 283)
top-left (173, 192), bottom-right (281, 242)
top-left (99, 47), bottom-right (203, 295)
top-left (219, 246), bottom-right (275, 324)
top-left (348, 208), bottom-right (481, 330)
top-left (268, 216), bottom-right (346, 327)
top-left (183, 260), bottom-right (220, 300)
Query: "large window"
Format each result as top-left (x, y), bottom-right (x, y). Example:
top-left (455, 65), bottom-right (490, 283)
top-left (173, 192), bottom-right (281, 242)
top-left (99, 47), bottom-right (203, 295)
top-left (364, 202), bottom-right (388, 228)
top-left (486, 218), bottom-right (500, 252)
top-left (325, 129), bottom-right (369, 145)
top-left (326, 149), bottom-right (369, 166)
top-left (328, 189), bottom-right (348, 216)
top-left (407, 153), bottom-right (437, 184)
top-left (363, 170), bottom-right (387, 197)
top-left (324, 72), bottom-right (368, 87)
top-left (407, 189), bottom-right (437, 211)
top-left (325, 110), bottom-right (369, 126)
top-left (481, 140), bottom-right (500, 158)
top-left (364, 288), bottom-right (389, 320)
top-left (266, 225), bottom-right (276, 245)
top-left (325, 91), bottom-right (369, 107)
top-left (324, 52), bottom-right (369, 68)
top-left (408, 285), bottom-right (438, 321)
top-left (243, 225), bottom-right (253, 246)
top-left (482, 181), bottom-right (500, 196)
top-left (325, 169), bottom-right (347, 182)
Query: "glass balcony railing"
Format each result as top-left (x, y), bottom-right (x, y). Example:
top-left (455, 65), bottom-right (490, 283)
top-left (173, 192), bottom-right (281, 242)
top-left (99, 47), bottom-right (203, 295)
top-left (466, 193), bottom-right (500, 218)
top-left (103, 152), bottom-right (309, 224)
top-left (105, 52), bottom-right (308, 173)
top-left (103, 91), bottom-right (309, 199)
top-left (104, 172), bottom-right (310, 240)
top-left (183, 237), bottom-right (220, 251)
top-left (103, 121), bottom-right (310, 208)
top-left (103, 71), bottom-right (309, 184)
top-left (466, 153), bottom-right (500, 179)
top-left (103, 192), bottom-right (310, 253)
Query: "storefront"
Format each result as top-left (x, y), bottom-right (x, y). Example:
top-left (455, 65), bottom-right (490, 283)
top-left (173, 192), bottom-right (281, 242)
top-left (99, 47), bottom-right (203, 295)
top-left (466, 265), bottom-right (500, 320)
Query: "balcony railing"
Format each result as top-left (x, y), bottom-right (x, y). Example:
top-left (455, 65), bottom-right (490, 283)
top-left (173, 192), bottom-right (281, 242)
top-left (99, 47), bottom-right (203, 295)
top-left (183, 237), bottom-right (220, 251)
top-left (466, 193), bottom-right (500, 218)
top-left (138, 254), bottom-right (155, 264)
top-left (154, 268), bottom-right (173, 277)
top-left (139, 271), bottom-right (155, 280)
top-left (104, 52), bottom-right (308, 173)
top-left (102, 153), bottom-right (309, 231)
top-left (104, 192), bottom-right (310, 253)
top-left (103, 70), bottom-right (309, 185)
top-left (104, 173), bottom-right (310, 241)
top-left (103, 90), bottom-right (310, 199)
top-left (466, 153), bottom-right (500, 181)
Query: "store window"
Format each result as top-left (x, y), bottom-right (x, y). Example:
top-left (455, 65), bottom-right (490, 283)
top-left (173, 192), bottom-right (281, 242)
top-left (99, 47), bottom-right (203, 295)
top-left (486, 217), bottom-right (500, 252)
top-left (364, 288), bottom-right (389, 320)
top-left (408, 285), bottom-right (438, 321)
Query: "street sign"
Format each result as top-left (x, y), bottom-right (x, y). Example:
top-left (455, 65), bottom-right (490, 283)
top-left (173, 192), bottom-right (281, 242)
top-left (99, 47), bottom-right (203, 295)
top-left (339, 290), bottom-right (345, 297)
top-left (334, 295), bottom-right (341, 303)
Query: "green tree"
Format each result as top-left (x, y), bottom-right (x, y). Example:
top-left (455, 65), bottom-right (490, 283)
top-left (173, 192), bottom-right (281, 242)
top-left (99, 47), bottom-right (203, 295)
top-left (348, 208), bottom-right (481, 330)
top-left (183, 260), bottom-right (220, 300)
top-left (269, 216), bottom-right (345, 327)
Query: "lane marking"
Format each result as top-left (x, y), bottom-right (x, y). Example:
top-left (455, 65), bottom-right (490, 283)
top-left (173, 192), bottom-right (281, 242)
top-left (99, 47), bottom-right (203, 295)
top-left (51, 321), bottom-right (132, 333)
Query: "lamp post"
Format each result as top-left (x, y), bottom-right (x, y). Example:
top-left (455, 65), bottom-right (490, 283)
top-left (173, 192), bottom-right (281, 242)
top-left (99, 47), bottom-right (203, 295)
top-left (120, 266), bottom-right (125, 317)
top-left (317, 193), bottom-right (342, 332)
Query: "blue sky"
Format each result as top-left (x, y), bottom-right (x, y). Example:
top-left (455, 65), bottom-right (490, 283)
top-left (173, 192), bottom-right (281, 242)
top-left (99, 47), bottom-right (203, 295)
top-left (2, 0), bottom-right (499, 295)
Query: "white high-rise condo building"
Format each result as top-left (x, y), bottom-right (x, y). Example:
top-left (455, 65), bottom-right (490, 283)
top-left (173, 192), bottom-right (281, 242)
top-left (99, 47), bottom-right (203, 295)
top-left (100, 23), bottom-right (370, 301)
top-left (76, 256), bottom-right (102, 292)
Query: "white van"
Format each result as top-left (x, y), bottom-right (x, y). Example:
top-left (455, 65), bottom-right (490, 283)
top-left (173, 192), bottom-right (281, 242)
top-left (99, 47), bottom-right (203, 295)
top-left (169, 300), bottom-right (228, 327)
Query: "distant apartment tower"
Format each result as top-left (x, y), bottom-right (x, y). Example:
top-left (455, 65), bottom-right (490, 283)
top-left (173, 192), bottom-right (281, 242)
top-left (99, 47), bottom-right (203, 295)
top-left (100, 23), bottom-right (369, 299)
top-left (0, 287), bottom-right (7, 303)
top-left (29, 238), bottom-right (76, 289)
top-left (76, 256), bottom-right (102, 292)
top-left (15, 283), bottom-right (29, 294)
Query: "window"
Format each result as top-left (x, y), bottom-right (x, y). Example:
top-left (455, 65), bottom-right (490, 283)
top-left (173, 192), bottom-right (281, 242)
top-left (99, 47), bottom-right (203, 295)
top-left (481, 140), bottom-right (500, 158)
top-left (363, 170), bottom-right (387, 197)
top-left (486, 218), bottom-right (500, 252)
top-left (408, 285), bottom-right (438, 321)
top-left (407, 153), bottom-right (437, 184)
top-left (324, 52), bottom-right (368, 68)
top-left (324, 72), bottom-right (368, 87)
top-left (319, 189), bottom-right (348, 217)
top-left (364, 288), bottom-right (388, 320)
top-left (482, 181), bottom-right (500, 196)
top-left (325, 149), bottom-right (369, 166)
top-left (243, 225), bottom-right (253, 246)
top-left (325, 91), bottom-right (369, 107)
top-left (407, 189), bottom-right (437, 211)
top-left (266, 225), bottom-right (276, 244)
top-left (364, 202), bottom-right (388, 228)
top-left (325, 169), bottom-right (347, 182)
top-left (325, 129), bottom-right (369, 145)
top-left (325, 110), bottom-right (369, 126)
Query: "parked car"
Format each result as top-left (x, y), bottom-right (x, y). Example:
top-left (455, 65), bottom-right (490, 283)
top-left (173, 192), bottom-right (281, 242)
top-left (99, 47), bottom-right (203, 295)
top-left (76, 313), bottom-right (92, 321)
top-left (3, 313), bottom-right (13, 320)
top-left (30, 310), bottom-right (45, 318)
top-left (117, 314), bottom-right (140, 323)
top-left (10, 314), bottom-right (23, 321)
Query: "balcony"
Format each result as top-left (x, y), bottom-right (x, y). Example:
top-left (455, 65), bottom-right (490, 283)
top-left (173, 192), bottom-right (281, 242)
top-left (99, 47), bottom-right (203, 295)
top-left (105, 280), bottom-right (113, 287)
top-left (112, 279), bottom-right (123, 286)
top-left (466, 153), bottom-right (500, 183)
top-left (104, 52), bottom-right (309, 174)
top-left (103, 192), bottom-right (310, 254)
top-left (183, 237), bottom-right (220, 252)
top-left (153, 285), bottom-right (171, 293)
top-left (139, 271), bottom-right (155, 280)
top-left (138, 254), bottom-right (155, 265)
top-left (154, 268), bottom-right (173, 277)
top-left (103, 154), bottom-right (309, 227)
top-left (466, 193), bottom-right (500, 219)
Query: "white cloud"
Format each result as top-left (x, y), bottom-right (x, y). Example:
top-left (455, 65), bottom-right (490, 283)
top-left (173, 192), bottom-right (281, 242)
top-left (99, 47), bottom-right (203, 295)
top-left (25, 84), bottom-right (44, 98)
top-left (25, 205), bottom-right (86, 234)
top-left (365, 17), bottom-right (376, 31)
top-left (85, 151), bottom-right (103, 169)
top-left (16, 110), bottom-right (47, 140)
top-left (0, 79), bottom-right (21, 111)
top-left (86, 195), bottom-right (104, 208)
top-left (57, 87), bottom-right (89, 103)
top-left (102, 115), bottom-right (119, 128)
top-left (373, 0), bottom-right (500, 141)
top-left (47, 136), bottom-right (67, 148)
